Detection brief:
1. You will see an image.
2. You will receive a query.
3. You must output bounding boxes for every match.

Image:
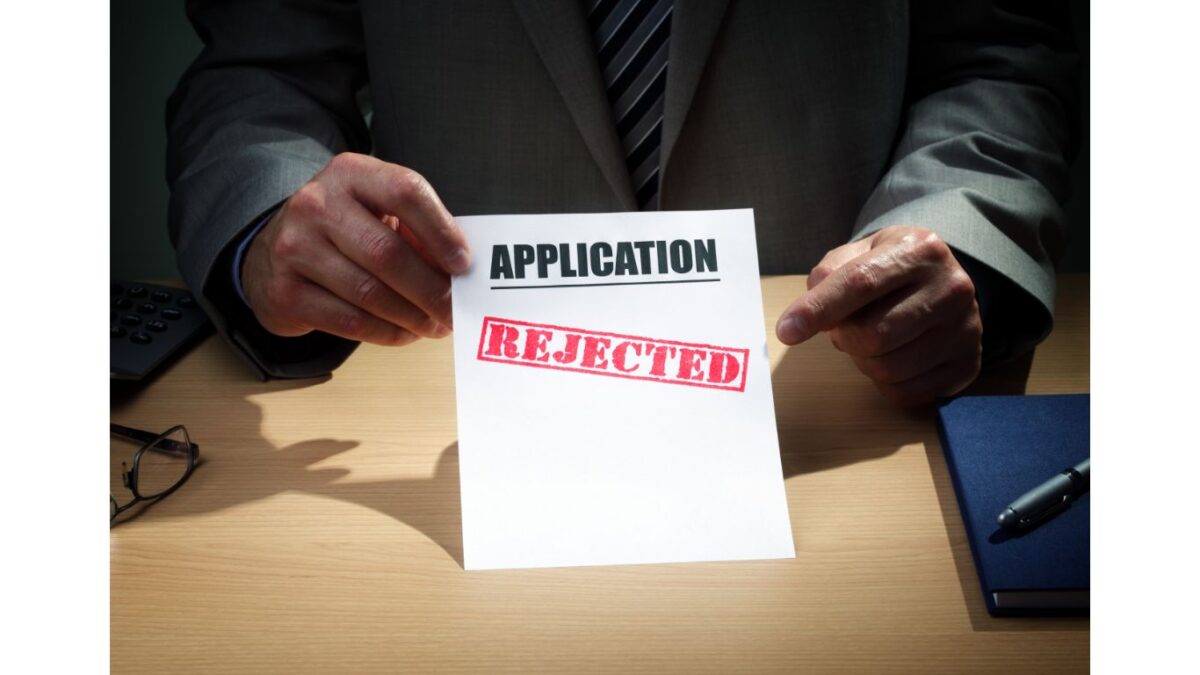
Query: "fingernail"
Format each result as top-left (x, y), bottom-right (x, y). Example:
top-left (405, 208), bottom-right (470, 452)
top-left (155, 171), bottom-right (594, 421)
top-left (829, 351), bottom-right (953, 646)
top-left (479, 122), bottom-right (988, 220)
top-left (433, 323), bottom-right (451, 337)
top-left (443, 248), bottom-right (471, 275)
top-left (777, 315), bottom-right (808, 344)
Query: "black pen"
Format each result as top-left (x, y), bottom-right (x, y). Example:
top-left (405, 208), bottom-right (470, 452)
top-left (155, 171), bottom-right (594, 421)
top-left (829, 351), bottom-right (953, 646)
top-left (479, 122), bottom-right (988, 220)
top-left (996, 458), bottom-right (1090, 530)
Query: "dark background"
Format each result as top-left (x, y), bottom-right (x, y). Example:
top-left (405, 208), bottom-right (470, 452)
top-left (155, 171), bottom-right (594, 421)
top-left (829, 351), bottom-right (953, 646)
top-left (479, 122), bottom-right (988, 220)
top-left (110, 0), bottom-right (1089, 280)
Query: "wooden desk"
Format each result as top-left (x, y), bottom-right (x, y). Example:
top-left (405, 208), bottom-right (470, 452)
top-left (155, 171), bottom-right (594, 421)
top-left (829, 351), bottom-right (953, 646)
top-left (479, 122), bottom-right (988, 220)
top-left (111, 275), bottom-right (1089, 674)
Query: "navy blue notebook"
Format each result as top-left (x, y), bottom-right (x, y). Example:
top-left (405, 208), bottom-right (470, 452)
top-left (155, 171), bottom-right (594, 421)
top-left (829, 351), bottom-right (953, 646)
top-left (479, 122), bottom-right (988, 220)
top-left (936, 394), bottom-right (1089, 616)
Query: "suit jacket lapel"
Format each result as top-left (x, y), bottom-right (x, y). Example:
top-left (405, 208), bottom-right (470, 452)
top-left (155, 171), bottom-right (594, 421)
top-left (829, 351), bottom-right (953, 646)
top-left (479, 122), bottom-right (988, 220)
top-left (661, 0), bottom-right (731, 179)
top-left (512, 0), bottom-right (638, 209)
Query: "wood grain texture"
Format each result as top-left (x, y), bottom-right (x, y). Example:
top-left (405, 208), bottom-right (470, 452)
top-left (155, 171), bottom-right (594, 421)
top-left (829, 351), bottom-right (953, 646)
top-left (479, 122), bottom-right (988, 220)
top-left (111, 275), bottom-right (1090, 674)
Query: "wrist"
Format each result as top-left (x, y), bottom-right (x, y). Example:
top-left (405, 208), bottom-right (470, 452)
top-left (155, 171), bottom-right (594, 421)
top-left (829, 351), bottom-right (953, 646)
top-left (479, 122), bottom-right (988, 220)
top-left (231, 205), bottom-right (281, 308)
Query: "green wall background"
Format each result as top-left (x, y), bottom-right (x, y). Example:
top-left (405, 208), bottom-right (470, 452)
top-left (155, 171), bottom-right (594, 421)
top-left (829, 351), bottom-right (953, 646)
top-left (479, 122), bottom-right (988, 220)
top-left (110, 1), bottom-right (1089, 281)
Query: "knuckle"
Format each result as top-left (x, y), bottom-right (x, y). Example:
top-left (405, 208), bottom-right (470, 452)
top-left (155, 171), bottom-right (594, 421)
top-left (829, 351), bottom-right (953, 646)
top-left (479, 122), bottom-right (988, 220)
top-left (388, 327), bottom-right (418, 347)
top-left (842, 318), bottom-right (890, 356)
top-left (352, 274), bottom-right (385, 307)
top-left (910, 228), bottom-right (949, 263)
top-left (911, 298), bottom-right (937, 326)
top-left (270, 226), bottom-right (304, 260)
top-left (391, 168), bottom-right (430, 203)
top-left (967, 313), bottom-right (984, 341)
top-left (421, 285), bottom-right (453, 317)
top-left (361, 232), bottom-right (403, 270)
top-left (288, 183), bottom-right (328, 218)
top-left (862, 320), bottom-right (891, 355)
top-left (843, 263), bottom-right (878, 297)
top-left (417, 316), bottom-right (444, 337)
top-left (337, 311), bottom-right (367, 338)
top-left (962, 318), bottom-right (985, 362)
top-left (810, 261), bottom-right (836, 282)
top-left (946, 270), bottom-right (977, 306)
top-left (794, 295), bottom-right (823, 328)
top-left (328, 152), bottom-right (365, 174)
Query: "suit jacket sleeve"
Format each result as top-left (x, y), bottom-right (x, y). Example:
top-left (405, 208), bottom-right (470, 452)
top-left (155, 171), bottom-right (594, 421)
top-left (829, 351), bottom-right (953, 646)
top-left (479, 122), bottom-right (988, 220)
top-left (853, 1), bottom-right (1079, 362)
top-left (166, 0), bottom-right (369, 379)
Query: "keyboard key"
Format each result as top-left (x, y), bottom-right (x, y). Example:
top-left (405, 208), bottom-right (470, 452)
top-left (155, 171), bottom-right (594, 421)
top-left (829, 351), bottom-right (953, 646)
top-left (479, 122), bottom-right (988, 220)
top-left (161, 308), bottom-right (183, 320)
top-left (151, 290), bottom-right (172, 303)
top-left (111, 325), bottom-right (126, 339)
top-left (138, 302), bottom-right (157, 314)
top-left (120, 313), bottom-right (142, 326)
top-left (130, 331), bottom-right (152, 344)
top-left (127, 285), bottom-right (147, 298)
top-left (177, 293), bottom-right (196, 308)
top-left (113, 297), bottom-right (132, 310)
top-left (146, 320), bottom-right (168, 332)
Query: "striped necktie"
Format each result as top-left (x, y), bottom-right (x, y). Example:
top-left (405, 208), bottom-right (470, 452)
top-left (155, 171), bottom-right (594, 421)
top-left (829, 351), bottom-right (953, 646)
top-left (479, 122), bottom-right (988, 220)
top-left (586, 0), bottom-right (673, 210)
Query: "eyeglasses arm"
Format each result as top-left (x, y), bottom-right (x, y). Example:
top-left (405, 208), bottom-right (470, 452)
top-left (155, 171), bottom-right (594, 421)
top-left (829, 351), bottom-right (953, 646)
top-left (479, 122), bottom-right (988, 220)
top-left (110, 423), bottom-right (199, 456)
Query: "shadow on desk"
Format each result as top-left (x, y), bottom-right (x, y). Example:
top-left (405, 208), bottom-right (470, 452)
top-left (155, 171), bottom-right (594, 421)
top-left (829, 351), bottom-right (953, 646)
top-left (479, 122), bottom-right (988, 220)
top-left (771, 343), bottom-right (913, 475)
top-left (112, 337), bottom-right (1083, 633)
top-left (118, 341), bottom-right (921, 573)
top-left (111, 349), bottom-right (466, 568)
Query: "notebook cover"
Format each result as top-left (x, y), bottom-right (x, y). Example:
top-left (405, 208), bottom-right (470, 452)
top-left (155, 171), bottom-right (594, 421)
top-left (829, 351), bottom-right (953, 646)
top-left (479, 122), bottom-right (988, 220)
top-left (936, 394), bottom-right (1090, 616)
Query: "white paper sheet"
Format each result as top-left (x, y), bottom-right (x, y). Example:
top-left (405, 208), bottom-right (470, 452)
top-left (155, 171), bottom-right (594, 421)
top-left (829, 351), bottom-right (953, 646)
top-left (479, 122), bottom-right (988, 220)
top-left (451, 209), bottom-right (794, 570)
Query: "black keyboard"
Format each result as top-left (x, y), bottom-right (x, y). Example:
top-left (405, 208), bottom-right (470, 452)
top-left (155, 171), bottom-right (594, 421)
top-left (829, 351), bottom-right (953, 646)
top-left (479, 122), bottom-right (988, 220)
top-left (111, 281), bottom-right (212, 380)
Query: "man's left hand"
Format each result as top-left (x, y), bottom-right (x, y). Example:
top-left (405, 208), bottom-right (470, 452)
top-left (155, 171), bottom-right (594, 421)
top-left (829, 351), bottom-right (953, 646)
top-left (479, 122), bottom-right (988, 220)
top-left (775, 226), bottom-right (983, 406)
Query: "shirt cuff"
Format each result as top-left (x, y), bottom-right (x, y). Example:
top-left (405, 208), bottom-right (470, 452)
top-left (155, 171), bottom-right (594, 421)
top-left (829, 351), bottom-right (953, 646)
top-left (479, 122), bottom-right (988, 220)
top-left (230, 207), bottom-right (278, 308)
top-left (955, 255), bottom-right (993, 323)
top-left (953, 253), bottom-right (1006, 364)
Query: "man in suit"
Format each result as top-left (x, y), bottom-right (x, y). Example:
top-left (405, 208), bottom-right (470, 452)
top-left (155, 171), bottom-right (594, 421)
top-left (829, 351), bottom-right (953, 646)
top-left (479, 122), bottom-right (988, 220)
top-left (167, 1), bottom-right (1076, 405)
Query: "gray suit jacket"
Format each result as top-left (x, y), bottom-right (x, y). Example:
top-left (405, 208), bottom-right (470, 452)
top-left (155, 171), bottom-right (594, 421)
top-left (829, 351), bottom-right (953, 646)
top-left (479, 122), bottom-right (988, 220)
top-left (167, 0), bottom-right (1077, 379)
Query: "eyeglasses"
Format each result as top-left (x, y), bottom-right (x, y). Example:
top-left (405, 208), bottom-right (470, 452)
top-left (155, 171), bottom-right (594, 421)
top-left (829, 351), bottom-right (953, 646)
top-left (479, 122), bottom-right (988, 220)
top-left (110, 423), bottom-right (200, 525)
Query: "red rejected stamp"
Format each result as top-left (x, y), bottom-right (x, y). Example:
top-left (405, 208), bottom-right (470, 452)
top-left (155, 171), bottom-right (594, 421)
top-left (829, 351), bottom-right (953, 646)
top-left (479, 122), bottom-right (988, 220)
top-left (476, 316), bottom-right (749, 392)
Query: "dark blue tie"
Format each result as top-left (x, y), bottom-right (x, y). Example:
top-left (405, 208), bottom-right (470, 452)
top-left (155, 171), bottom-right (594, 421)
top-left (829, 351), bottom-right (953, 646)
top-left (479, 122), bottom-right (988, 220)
top-left (587, 0), bottom-right (673, 210)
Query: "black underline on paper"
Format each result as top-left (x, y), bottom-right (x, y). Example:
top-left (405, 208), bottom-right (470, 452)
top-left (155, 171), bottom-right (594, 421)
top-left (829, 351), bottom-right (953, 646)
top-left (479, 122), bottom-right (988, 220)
top-left (490, 278), bottom-right (722, 290)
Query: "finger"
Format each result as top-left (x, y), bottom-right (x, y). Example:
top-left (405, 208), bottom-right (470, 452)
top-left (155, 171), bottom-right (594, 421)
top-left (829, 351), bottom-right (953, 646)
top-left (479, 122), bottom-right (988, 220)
top-left (289, 281), bottom-right (419, 347)
top-left (290, 240), bottom-right (451, 339)
top-left (317, 196), bottom-right (455, 327)
top-left (830, 271), bottom-right (976, 357)
top-left (329, 154), bottom-right (471, 274)
top-left (829, 287), bottom-right (922, 357)
top-left (850, 315), bottom-right (981, 384)
top-left (776, 244), bottom-right (918, 345)
top-left (808, 237), bottom-right (871, 289)
top-left (873, 357), bottom-right (980, 407)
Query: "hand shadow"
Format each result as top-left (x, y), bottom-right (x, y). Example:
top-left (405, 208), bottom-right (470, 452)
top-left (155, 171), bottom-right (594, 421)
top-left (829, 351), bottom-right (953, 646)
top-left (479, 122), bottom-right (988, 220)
top-left (115, 333), bottom-right (916, 572)
top-left (111, 333), bottom-right (1054, 586)
top-left (771, 341), bottom-right (918, 480)
top-left (110, 341), bottom-right (464, 568)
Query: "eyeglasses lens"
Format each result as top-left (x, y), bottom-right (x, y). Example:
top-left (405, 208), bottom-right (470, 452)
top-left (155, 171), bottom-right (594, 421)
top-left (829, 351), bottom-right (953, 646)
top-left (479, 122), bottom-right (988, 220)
top-left (136, 427), bottom-right (192, 498)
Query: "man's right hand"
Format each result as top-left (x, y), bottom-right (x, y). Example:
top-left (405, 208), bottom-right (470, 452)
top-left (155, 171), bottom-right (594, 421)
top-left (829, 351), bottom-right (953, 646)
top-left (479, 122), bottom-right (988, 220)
top-left (241, 152), bottom-right (472, 346)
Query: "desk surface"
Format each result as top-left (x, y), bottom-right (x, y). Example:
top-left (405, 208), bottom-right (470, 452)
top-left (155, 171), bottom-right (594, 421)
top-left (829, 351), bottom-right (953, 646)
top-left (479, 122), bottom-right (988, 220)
top-left (111, 275), bottom-right (1089, 674)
